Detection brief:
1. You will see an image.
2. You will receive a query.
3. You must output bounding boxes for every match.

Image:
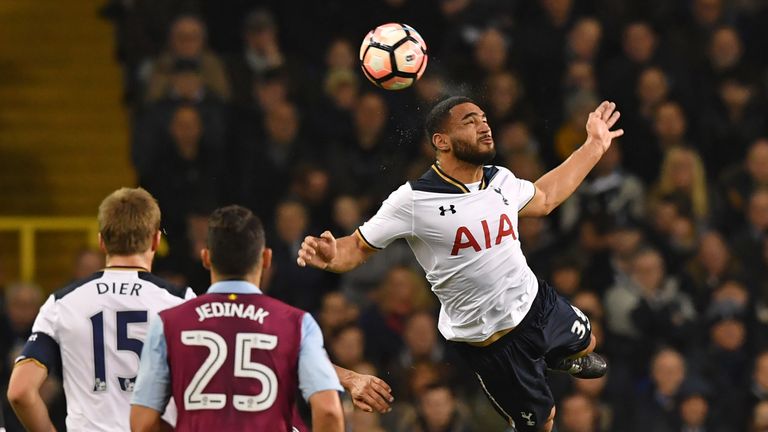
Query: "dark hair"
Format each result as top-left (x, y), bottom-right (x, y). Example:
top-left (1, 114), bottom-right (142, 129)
top-left (207, 205), bottom-right (265, 277)
top-left (424, 96), bottom-right (476, 148)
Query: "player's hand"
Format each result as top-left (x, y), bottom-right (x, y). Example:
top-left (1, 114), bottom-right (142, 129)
top-left (296, 231), bottom-right (337, 270)
top-left (586, 101), bottom-right (624, 152)
top-left (346, 373), bottom-right (394, 414)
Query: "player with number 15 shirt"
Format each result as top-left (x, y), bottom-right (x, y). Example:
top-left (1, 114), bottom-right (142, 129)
top-left (7, 188), bottom-right (194, 432)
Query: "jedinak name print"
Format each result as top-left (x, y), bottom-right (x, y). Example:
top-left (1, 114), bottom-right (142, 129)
top-left (451, 213), bottom-right (517, 255)
top-left (195, 302), bottom-right (269, 324)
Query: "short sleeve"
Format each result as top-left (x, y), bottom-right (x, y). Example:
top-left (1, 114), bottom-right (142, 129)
top-left (131, 317), bottom-right (172, 412)
top-left (510, 175), bottom-right (536, 211)
top-left (16, 295), bottom-right (61, 373)
top-left (30, 295), bottom-right (58, 340)
top-left (357, 183), bottom-right (413, 249)
top-left (298, 314), bottom-right (343, 401)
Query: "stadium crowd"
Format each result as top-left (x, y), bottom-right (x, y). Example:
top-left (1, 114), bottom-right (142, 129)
top-left (4, 0), bottom-right (768, 430)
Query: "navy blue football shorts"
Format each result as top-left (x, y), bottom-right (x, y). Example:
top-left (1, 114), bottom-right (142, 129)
top-left (450, 279), bottom-right (592, 431)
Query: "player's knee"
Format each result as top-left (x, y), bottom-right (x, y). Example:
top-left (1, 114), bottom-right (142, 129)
top-left (539, 407), bottom-right (555, 432)
top-left (570, 334), bottom-right (596, 360)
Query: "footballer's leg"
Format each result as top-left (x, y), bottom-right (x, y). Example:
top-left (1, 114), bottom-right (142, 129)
top-left (541, 281), bottom-right (607, 379)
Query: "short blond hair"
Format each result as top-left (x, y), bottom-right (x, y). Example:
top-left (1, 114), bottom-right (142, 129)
top-left (98, 187), bottom-right (161, 255)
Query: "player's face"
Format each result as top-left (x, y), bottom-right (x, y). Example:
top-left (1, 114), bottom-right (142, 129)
top-left (447, 103), bottom-right (496, 165)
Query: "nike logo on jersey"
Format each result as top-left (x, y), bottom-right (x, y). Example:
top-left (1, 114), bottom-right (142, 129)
top-left (493, 187), bottom-right (509, 205)
top-left (439, 205), bottom-right (456, 216)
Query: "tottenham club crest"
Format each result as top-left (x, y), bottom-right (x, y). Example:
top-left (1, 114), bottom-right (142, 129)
top-left (493, 187), bottom-right (509, 205)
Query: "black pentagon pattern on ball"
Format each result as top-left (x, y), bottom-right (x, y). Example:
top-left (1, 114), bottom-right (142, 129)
top-left (361, 23), bottom-right (428, 87)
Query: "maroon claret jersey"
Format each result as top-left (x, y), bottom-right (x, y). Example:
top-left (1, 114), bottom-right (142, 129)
top-left (160, 292), bottom-right (305, 431)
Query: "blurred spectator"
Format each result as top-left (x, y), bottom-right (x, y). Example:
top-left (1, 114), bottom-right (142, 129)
top-left (463, 28), bottom-right (510, 85)
top-left (554, 90), bottom-right (598, 161)
top-left (519, 217), bottom-right (558, 276)
top-left (2, 282), bottom-right (43, 360)
top-left (559, 141), bottom-right (645, 234)
top-left (388, 311), bottom-right (465, 400)
top-left (563, 60), bottom-right (598, 97)
top-left (677, 390), bottom-right (718, 432)
top-left (99, 0), bottom-right (183, 105)
top-left (339, 237), bottom-right (422, 308)
top-left (397, 382), bottom-right (473, 432)
top-left (695, 299), bottom-right (751, 431)
top-left (549, 256), bottom-right (583, 299)
top-left (288, 164), bottom-right (333, 229)
top-left (631, 348), bottom-right (687, 432)
top-left (701, 73), bottom-right (766, 174)
top-left (651, 146), bottom-right (710, 225)
top-left (718, 138), bottom-right (768, 232)
top-left (317, 291), bottom-right (359, 340)
top-left (238, 101), bottom-right (315, 221)
top-left (557, 393), bottom-right (599, 432)
top-left (504, 149), bottom-right (545, 183)
top-left (680, 231), bottom-right (743, 312)
top-left (572, 375), bottom-right (614, 430)
top-left (495, 121), bottom-right (541, 161)
top-left (566, 17), bottom-right (602, 63)
top-left (329, 324), bottom-right (366, 370)
top-left (225, 9), bottom-right (286, 106)
top-left (622, 66), bottom-right (670, 179)
top-left (71, 249), bottom-right (105, 280)
top-left (265, 200), bottom-right (335, 312)
top-left (313, 68), bottom-right (359, 143)
top-left (483, 71), bottom-right (534, 128)
top-left (601, 21), bottom-right (660, 110)
top-left (605, 248), bottom-right (696, 372)
top-left (140, 104), bottom-right (220, 274)
top-left (145, 15), bottom-right (230, 102)
top-left (669, 0), bottom-right (727, 64)
top-left (753, 400), bottom-right (768, 432)
top-left (653, 102), bottom-right (691, 153)
top-left (749, 352), bottom-right (768, 419)
top-left (360, 266), bottom-right (433, 368)
top-left (731, 189), bottom-right (768, 271)
top-left (330, 92), bottom-right (403, 207)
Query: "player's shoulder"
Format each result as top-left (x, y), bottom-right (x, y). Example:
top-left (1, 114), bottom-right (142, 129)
top-left (52, 271), bottom-right (105, 301)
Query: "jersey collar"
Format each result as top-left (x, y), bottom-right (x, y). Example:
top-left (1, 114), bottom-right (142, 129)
top-left (429, 163), bottom-right (493, 193)
top-left (207, 280), bottom-right (263, 295)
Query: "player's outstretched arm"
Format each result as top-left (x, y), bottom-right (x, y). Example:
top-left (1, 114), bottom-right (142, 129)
top-left (7, 361), bottom-right (56, 432)
top-left (520, 101), bottom-right (623, 218)
top-left (334, 365), bottom-right (393, 413)
top-left (129, 405), bottom-right (172, 432)
top-left (308, 390), bottom-right (345, 432)
top-left (296, 231), bottom-right (376, 273)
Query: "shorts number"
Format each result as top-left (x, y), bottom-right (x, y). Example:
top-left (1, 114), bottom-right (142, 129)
top-left (569, 306), bottom-right (590, 340)
top-left (181, 331), bottom-right (279, 411)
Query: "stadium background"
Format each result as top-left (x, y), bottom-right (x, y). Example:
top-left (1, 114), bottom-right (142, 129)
top-left (2, 0), bottom-right (768, 430)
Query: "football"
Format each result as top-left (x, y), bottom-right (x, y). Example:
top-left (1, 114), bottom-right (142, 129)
top-left (359, 23), bottom-right (428, 90)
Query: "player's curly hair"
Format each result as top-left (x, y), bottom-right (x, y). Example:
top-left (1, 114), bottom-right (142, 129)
top-left (424, 96), bottom-right (476, 150)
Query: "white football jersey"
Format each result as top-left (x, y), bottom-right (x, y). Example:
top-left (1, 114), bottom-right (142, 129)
top-left (16, 268), bottom-right (195, 431)
top-left (358, 164), bottom-right (539, 342)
